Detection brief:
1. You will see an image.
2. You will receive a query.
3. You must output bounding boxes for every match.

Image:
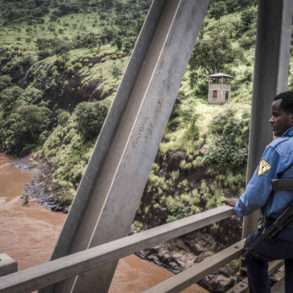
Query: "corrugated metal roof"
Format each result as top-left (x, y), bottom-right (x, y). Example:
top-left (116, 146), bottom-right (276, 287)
top-left (209, 73), bottom-right (233, 78)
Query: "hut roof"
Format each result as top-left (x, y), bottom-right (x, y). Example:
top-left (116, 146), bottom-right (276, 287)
top-left (209, 73), bottom-right (233, 79)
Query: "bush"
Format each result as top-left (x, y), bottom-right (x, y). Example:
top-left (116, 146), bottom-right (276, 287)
top-left (0, 47), bottom-right (36, 82)
top-left (191, 26), bottom-right (238, 74)
top-left (74, 101), bottom-right (108, 141)
top-left (0, 75), bottom-right (12, 91)
top-left (37, 37), bottom-right (72, 57)
top-left (208, 0), bottom-right (256, 19)
top-left (0, 85), bottom-right (24, 113)
top-left (205, 109), bottom-right (250, 171)
top-left (72, 33), bottom-right (100, 49)
top-left (51, 3), bottom-right (80, 18)
top-left (42, 117), bottom-right (92, 197)
top-left (57, 111), bottom-right (71, 126)
top-left (0, 105), bottom-right (51, 155)
top-left (21, 86), bottom-right (44, 104)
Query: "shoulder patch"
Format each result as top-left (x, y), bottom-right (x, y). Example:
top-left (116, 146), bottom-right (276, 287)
top-left (258, 160), bottom-right (271, 176)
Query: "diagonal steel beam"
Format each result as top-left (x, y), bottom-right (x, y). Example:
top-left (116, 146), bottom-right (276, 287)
top-left (42, 0), bottom-right (209, 292)
top-left (243, 0), bottom-right (293, 237)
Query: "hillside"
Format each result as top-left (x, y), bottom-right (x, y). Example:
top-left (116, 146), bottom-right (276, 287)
top-left (0, 0), bottom-right (264, 217)
top-left (6, 0), bottom-right (288, 220)
top-left (3, 0), bottom-right (291, 290)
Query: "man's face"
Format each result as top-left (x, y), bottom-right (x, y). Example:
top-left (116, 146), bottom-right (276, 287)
top-left (269, 99), bottom-right (293, 137)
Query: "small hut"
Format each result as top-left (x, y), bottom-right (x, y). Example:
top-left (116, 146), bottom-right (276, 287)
top-left (208, 73), bottom-right (233, 104)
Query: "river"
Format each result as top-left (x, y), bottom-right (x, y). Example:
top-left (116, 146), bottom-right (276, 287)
top-left (0, 153), bottom-right (206, 292)
top-left (0, 154), bottom-right (66, 269)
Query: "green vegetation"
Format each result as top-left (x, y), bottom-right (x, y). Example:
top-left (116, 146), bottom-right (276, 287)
top-left (136, 103), bottom-right (250, 227)
top-left (0, 0), bottom-right (292, 230)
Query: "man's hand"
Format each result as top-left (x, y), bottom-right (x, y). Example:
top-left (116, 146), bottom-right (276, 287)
top-left (223, 197), bottom-right (238, 207)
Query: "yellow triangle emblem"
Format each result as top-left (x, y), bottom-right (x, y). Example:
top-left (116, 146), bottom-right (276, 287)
top-left (257, 160), bottom-right (271, 176)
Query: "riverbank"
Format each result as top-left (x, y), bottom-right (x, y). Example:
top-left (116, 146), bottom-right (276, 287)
top-left (0, 153), bottom-right (207, 292)
top-left (0, 153), bottom-right (66, 269)
top-left (137, 220), bottom-right (242, 291)
top-left (22, 156), bottom-right (71, 212)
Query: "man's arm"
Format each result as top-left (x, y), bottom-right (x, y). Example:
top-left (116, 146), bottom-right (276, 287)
top-left (234, 146), bottom-right (280, 217)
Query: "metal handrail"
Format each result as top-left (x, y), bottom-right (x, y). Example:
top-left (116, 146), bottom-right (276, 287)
top-left (0, 205), bottom-right (233, 293)
top-left (145, 240), bottom-right (245, 293)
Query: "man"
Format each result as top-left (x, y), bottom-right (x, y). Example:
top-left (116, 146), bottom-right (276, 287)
top-left (228, 91), bottom-right (293, 293)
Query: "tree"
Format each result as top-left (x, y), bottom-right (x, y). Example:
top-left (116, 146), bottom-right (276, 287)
top-left (0, 85), bottom-right (24, 113)
top-left (0, 105), bottom-right (51, 155)
top-left (0, 75), bottom-right (12, 91)
top-left (74, 101), bottom-right (108, 141)
top-left (190, 26), bottom-right (239, 74)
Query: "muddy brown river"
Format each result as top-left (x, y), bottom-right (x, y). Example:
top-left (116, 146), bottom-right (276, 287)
top-left (0, 154), bottom-right (66, 269)
top-left (0, 153), bottom-right (206, 292)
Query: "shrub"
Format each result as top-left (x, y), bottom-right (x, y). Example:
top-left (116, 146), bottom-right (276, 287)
top-left (205, 109), bottom-right (250, 171)
top-left (57, 111), bottom-right (71, 126)
top-left (0, 85), bottom-right (24, 113)
top-left (0, 47), bottom-right (36, 82)
top-left (74, 101), bottom-right (108, 141)
top-left (37, 37), bottom-right (72, 57)
top-left (21, 86), bottom-right (44, 104)
top-left (0, 105), bottom-right (51, 155)
top-left (72, 33), bottom-right (100, 49)
top-left (52, 3), bottom-right (80, 18)
top-left (0, 75), bottom-right (12, 91)
top-left (42, 117), bottom-right (92, 197)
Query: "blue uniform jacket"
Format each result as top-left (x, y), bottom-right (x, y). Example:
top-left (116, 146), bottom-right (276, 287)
top-left (235, 127), bottom-right (293, 240)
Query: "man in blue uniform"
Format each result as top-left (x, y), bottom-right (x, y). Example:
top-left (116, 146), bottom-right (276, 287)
top-left (231, 91), bottom-right (293, 292)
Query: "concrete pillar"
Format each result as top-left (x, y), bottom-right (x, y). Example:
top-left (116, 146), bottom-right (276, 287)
top-left (42, 1), bottom-right (209, 292)
top-left (243, 0), bottom-right (293, 237)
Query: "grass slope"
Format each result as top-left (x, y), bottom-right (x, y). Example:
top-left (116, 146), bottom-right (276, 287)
top-left (0, 0), bottom-right (292, 227)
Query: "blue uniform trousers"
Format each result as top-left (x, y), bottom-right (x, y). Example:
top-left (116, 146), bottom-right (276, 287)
top-left (245, 230), bottom-right (293, 293)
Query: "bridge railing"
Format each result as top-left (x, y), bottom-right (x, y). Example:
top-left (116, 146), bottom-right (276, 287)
top-left (145, 239), bottom-right (244, 293)
top-left (0, 205), bottom-right (240, 293)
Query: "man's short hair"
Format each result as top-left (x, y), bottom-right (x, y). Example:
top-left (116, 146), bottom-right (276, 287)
top-left (274, 91), bottom-right (293, 114)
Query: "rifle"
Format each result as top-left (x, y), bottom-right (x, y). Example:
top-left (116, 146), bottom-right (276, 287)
top-left (244, 179), bottom-right (293, 257)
